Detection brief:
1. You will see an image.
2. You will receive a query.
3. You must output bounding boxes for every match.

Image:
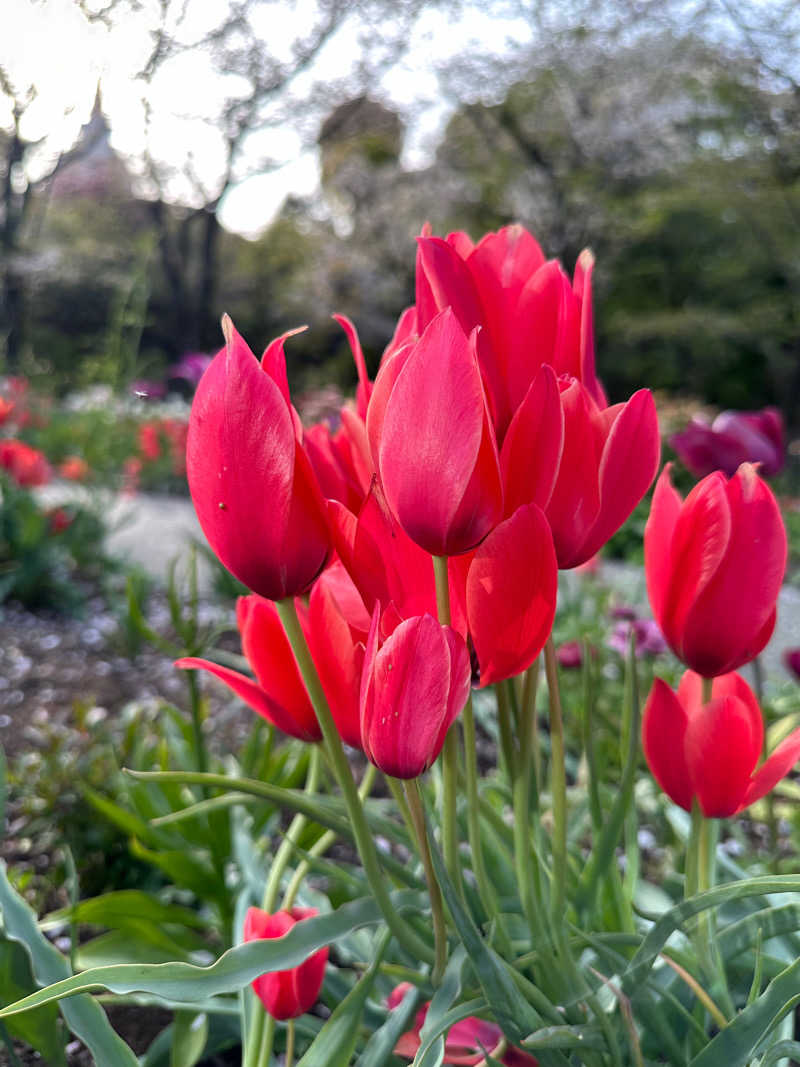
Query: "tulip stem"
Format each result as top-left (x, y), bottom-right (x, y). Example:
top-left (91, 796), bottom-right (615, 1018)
top-left (404, 778), bottom-right (448, 985)
top-left (281, 764), bottom-right (377, 911)
top-left (513, 660), bottom-right (544, 936)
top-left (544, 638), bottom-right (568, 930)
top-left (462, 693), bottom-right (501, 924)
top-left (284, 1020), bottom-right (295, 1067)
top-left (276, 598), bottom-right (435, 967)
top-left (432, 555), bottom-right (462, 898)
top-left (262, 745), bottom-right (322, 913)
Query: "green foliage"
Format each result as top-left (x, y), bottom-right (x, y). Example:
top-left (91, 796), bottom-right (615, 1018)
top-left (0, 475), bottom-right (110, 610)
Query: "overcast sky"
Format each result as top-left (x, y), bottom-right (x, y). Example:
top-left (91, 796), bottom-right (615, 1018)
top-left (1, 0), bottom-right (534, 235)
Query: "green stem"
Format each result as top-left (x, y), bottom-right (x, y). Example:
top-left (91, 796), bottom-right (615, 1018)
top-left (462, 693), bottom-right (499, 922)
top-left (496, 681), bottom-right (517, 780)
top-left (521, 662), bottom-right (541, 807)
top-left (284, 1019), bottom-right (295, 1067)
top-left (404, 778), bottom-right (448, 984)
top-left (512, 661), bottom-right (543, 935)
top-left (248, 744), bottom-right (322, 1067)
top-left (543, 638), bottom-right (568, 928)
top-left (186, 670), bottom-right (208, 775)
top-left (276, 598), bottom-right (434, 966)
top-left (432, 555), bottom-right (462, 896)
top-left (281, 764), bottom-right (376, 911)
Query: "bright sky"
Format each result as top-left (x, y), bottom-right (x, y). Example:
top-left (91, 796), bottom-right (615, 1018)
top-left (0, 0), bottom-right (534, 236)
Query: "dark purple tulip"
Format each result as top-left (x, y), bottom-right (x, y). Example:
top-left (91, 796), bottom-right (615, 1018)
top-left (670, 408), bottom-right (785, 479)
top-left (608, 618), bottom-right (667, 659)
top-left (785, 649), bottom-right (800, 683)
top-left (169, 352), bottom-right (214, 387)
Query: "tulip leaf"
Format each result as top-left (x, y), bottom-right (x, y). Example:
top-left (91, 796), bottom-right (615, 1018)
top-left (0, 860), bottom-right (139, 1065)
top-left (170, 1010), bottom-right (209, 1067)
top-left (0, 891), bottom-right (423, 1018)
top-left (44, 889), bottom-right (208, 932)
top-left (296, 930), bottom-right (390, 1067)
top-left (717, 902), bottom-right (800, 962)
top-left (414, 945), bottom-right (467, 1067)
top-left (422, 808), bottom-right (559, 1050)
top-left (355, 981), bottom-right (422, 1067)
top-left (623, 875), bottom-right (800, 988)
top-left (758, 1040), bottom-right (800, 1066)
top-left (689, 956), bottom-right (800, 1066)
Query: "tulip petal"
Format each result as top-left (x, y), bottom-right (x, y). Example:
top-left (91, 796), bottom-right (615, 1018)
top-left (682, 463), bottom-right (787, 675)
top-left (175, 656), bottom-right (320, 742)
top-left (307, 574), bottom-right (364, 749)
top-left (500, 363), bottom-right (564, 515)
top-left (685, 695), bottom-right (758, 817)
top-left (577, 389), bottom-right (660, 563)
top-left (644, 465), bottom-right (683, 623)
top-left (641, 678), bottom-right (692, 812)
top-left (573, 249), bottom-right (607, 408)
top-left (379, 310), bottom-right (502, 556)
top-left (545, 379), bottom-right (602, 568)
top-left (467, 504), bottom-right (557, 686)
top-left (333, 313), bottom-right (372, 418)
top-left (740, 727), bottom-right (800, 811)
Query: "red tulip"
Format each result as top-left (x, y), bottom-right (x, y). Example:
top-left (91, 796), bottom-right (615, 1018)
top-left (0, 439), bottom-right (51, 487)
top-left (369, 307), bottom-right (503, 557)
top-left (645, 463), bottom-right (786, 677)
top-left (542, 379), bottom-right (660, 569)
top-left (387, 984), bottom-right (538, 1065)
top-left (670, 407), bottom-right (785, 480)
top-left (360, 609), bottom-right (471, 778)
top-left (176, 568), bottom-right (365, 747)
top-left (414, 224), bottom-right (604, 437)
top-left (642, 671), bottom-right (800, 818)
top-left (186, 316), bottom-right (330, 601)
top-left (243, 906), bottom-right (328, 1020)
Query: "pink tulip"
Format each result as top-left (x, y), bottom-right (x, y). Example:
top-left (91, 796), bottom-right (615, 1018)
top-left (670, 408), bottom-right (785, 480)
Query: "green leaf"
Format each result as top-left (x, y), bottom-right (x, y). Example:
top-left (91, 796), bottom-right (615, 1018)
top-left (759, 1040), bottom-right (800, 1066)
top-left (623, 876), bottom-right (800, 988)
top-left (45, 889), bottom-right (208, 932)
top-left (690, 957), bottom-right (800, 1066)
top-left (0, 860), bottom-right (138, 1066)
top-left (297, 930), bottom-right (390, 1067)
top-left (523, 1024), bottom-right (607, 1051)
top-left (171, 1011), bottom-right (208, 1067)
top-left (423, 809), bottom-right (549, 1047)
top-left (414, 945), bottom-right (467, 1067)
top-left (0, 939), bottom-right (66, 1066)
top-left (0, 891), bottom-right (423, 1017)
top-left (355, 981), bottom-right (422, 1067)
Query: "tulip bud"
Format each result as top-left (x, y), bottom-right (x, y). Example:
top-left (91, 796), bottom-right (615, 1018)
top-left (642, 671), bottom-right (800, 818)
top-left (243, 907), bottom-right (328, 1020)
top-left (645, 463), bottom-right (786, 677)
top-left (360, 610), bottom-right (471, 779)
top-left (186, 317), bottom-right (330, 601)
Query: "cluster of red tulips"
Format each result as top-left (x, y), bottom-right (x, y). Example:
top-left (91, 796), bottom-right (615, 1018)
top-left (181, 223), bottom-right (793, 1052)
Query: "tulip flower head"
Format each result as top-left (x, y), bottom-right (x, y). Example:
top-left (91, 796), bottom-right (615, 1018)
top-left (360, 609), bottom-right (471, 778)
top-left (369, 307), bottom-right (503, 557)
top-left (186, 316), bottom-right (330, 601)
top-left (243, 907), bottom-right (328, 1020)
top-left (670, 407), bottom-right (785, 480)
top-left (645, 463), bottom-right (786, 677)
top-left (176, 571), bottom-right (366, 748)
top-left (643, 671), bottom-right (800, 818)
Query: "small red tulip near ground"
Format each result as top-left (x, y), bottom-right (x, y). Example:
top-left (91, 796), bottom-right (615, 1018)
top-left (360, 609), bottom-right (471, 778)
top-left (58, 455), bottom-right (89, 481)
top-left (243, 907), bottom-right (328, 1020)
top-left (0, 439), bottom-right (51, 487)
top-left (387, 984), bottom-right (538, 1065)
top-left (642, 671), bottom-right (800, 818)
top-left (645, 462), bottom-right (786, 677)
top-left (369, 307), bottom-right (503, 557)
top-left (186, 316), bottom-right (330, 601)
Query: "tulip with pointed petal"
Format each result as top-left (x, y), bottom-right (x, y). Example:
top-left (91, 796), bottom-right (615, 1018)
top-left (244, 907), bottom-right (328, 1020)
top-left (186, 317), bottom-right (330, 601)
top-left (642, 671), bottom-right (800, 818)
top-left (645, 463), bottom-right (786, 677)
